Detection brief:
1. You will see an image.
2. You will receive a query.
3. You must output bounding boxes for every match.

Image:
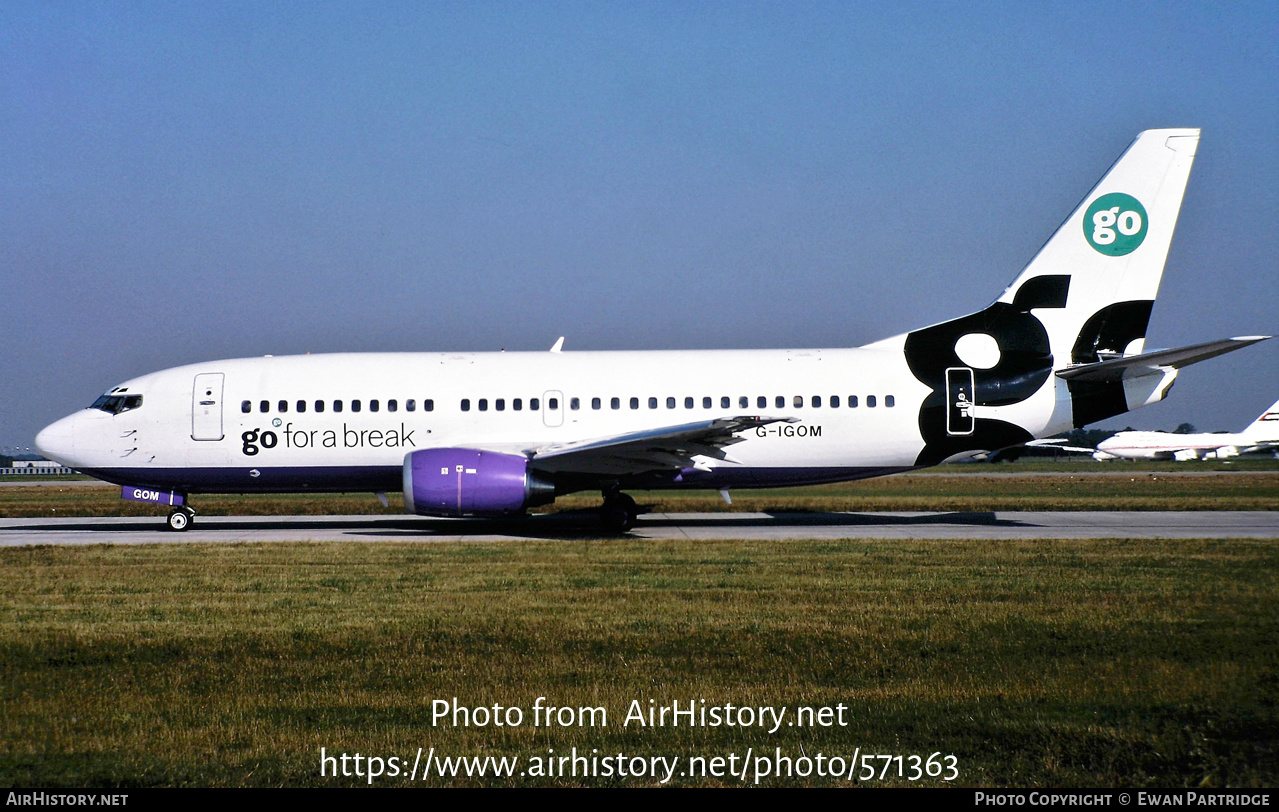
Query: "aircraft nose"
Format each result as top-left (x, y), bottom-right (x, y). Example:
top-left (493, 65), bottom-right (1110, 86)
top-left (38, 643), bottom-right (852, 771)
top-left (35, 415), bottom-right (77, 466)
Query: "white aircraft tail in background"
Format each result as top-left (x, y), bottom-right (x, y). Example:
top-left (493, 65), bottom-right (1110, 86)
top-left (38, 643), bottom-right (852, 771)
top-left (1241, 398), bottom-right (1279, 443)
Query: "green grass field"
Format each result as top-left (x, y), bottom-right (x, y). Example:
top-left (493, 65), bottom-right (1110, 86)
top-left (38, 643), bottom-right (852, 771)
top-left (2, 462), bottom-right (1278, 519)
top-left (1, 538), bottom-right (1275, 787)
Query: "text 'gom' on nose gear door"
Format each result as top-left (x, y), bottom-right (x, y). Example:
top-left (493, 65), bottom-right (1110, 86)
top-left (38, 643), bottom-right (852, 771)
top-left (192, 373), bottom-right (225, 441)
top-left (945, 367), bottom-right (975, 436)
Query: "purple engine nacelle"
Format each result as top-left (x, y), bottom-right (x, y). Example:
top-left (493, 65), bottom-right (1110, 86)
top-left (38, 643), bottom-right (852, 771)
top-left (402, 448), bottom-right (556, 517)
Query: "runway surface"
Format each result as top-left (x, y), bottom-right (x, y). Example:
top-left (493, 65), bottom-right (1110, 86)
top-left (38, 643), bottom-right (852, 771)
top-left (2, 510), bottom-right (1277, 545)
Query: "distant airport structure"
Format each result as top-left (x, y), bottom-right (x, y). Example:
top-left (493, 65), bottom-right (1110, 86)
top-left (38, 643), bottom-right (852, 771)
top-left (1093, 397), bottom-right (1279, 461)
top-left (3, 460), bottom-right (76, 476)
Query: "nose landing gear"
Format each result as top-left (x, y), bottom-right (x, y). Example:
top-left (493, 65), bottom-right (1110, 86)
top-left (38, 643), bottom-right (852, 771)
top-left (166, 506), bottom-right (196, 532)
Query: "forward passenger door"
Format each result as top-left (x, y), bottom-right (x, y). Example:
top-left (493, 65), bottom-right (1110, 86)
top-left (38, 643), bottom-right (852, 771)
top-left (192, 373), bottom-right (225, 441)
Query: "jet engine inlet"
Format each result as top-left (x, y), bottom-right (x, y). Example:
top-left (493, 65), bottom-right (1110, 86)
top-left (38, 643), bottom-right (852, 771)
top-left (402, 448), bottom-right (555, 517)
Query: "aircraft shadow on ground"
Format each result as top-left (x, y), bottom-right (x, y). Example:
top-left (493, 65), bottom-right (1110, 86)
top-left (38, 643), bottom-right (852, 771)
top-left (349, 510), bottom-right (1029, 540)
top-left (4, 509), bottom-right (1027, 541)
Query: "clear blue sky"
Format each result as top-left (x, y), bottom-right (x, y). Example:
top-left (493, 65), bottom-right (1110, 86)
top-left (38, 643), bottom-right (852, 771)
top-left (2, 1), bottom-right (1276, 452)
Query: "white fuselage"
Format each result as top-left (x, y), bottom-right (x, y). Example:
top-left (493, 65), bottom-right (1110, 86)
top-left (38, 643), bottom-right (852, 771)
top-left (1095, 430), bottom-right (1262, 461)
top-left (34, 344), bottom-right (1070, 495)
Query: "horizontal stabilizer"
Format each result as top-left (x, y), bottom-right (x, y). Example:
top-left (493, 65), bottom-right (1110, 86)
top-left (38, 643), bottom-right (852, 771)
top-left (1056, 336), bottom-right (1271, 383)
top-left (1023, 439), bottom-right (1097, 454)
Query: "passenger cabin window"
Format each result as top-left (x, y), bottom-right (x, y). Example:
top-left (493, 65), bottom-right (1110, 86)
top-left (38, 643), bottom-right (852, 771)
top-left (297, 400), bottom-right (306, 413)
top-left (684, 397), bottom-right (694, 409)
top-left (461, 399), bottom-right (470, 412)
top-left (315, 400), bottom-right (325, 413)
top-left (812, 395), bottom-right (822, 408)
top-left (667, 397), bottom-right (676, 409)
top-left (886, 395), bottom-right (895, 407)
top-left (425, 399), bottom-right (435, 412)
top-left (278, 400), bottom-right (288, 413)
top-left (333, 400), bottom-right (343, 412)
top-left (739, 396), bottom-right (748, 408)
top-left (478, 399), bottom-right (488, 412)
top-left (513, 398), bottom-right (522, 411)
top-left (91, 394), bottom-right (143, 415)
top-left (547, 397), bottom-right (557, 410)
top-left (793, 395), bottom-right (803, 408)
top-left (721, 396), bottom-right (730, 409)
top-left (867, 395), bottom-right (877, 408)
top-left (611, 397), bottom-right (620, 410)
top-left (630, 397), bottom-right (639, 410)
top-left (370, 399), bottom-right (379, 413)
top-left (849, 396), bottom-right (858, 408)
top-left (758, 396), bottom-right (767, 408)
top-left (530, 398), bottom-right (540, 410)
top-left (831, 395), bottom-right (841, 407)
top-left (351, 399), bottom-right (362, 413)
top-left (649, 397), bottom-right (658, 409)
top-left (571, 397), bottom-right (580, 410)
top-left (241, 400), bottom-right (251, 414)
top-left (702, 397), bottom-right (712, 409)
top-left (387, 399), bottom-right (397, 412)
top-left (495, 399), bottom-right (505, 411)
top-left (592, 397), bottom-right (601, 410)
top-left (775, 396), bottom-right (785, 408)
top-left (260, 400), bottom-right (269, 413)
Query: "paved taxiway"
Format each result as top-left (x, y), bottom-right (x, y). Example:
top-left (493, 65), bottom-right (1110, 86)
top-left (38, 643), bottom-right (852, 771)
top-left (2, 510), bottom-right (1277, 545)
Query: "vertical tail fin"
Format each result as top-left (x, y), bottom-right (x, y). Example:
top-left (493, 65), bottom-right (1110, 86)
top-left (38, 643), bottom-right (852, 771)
top-left (1241, 397), bottom-right (1279, 441)
top-left (1000, 128), bottom-right (1200, 369)
top-left (1023, 128), bottom-right (1200, 427)
top-left (882, 129), bottom-right (1201, 465)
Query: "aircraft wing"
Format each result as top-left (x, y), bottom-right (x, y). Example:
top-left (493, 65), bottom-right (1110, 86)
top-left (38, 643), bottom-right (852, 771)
top-left (530, 415), bottom-right (797, 476)
top-left (1056, 335), bottom-right (1271, 384)
top-left (1240, 440), bottom-right (1279, 455)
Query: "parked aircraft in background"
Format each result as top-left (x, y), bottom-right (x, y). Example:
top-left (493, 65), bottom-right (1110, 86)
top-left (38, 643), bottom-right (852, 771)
top-left (1093, 397), bottom-right (1279, 461)
top-left (35, 129), bottom-right (1271, 530)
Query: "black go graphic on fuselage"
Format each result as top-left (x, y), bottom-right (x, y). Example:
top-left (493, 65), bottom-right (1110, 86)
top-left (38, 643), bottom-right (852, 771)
top-left (903, 275), bottom-right (1068, 466)
top-left (1065, 299), bottom-right (1155, 427)
top-left (242, 428), bottom-right (277, 456)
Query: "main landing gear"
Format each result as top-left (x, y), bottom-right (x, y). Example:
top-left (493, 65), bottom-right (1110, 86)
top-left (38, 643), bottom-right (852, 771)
top-left (167, 505), bottom-right (196, 532)
top-left (600, 491), bottom-right (638, 533)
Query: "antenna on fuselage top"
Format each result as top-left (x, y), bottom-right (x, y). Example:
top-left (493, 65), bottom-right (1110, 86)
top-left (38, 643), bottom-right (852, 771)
top-left (549, 336), bottom-right (565, 353)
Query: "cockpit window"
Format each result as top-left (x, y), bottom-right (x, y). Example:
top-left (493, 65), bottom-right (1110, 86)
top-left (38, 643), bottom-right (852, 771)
top-left (90, 394), bottom-right (143, 414)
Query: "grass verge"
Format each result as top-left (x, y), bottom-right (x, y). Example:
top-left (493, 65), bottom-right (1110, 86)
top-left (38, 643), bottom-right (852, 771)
top-left (1, 538), bottom-right (1275, 786)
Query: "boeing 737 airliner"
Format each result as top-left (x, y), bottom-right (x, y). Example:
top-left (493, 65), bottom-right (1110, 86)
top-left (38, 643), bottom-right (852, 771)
top-left (35, 129), bottom-right (1271, 530)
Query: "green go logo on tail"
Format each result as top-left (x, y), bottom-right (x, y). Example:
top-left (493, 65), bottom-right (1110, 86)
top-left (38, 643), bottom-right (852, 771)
top-left (1084, 193), bottom-right (1147, 256)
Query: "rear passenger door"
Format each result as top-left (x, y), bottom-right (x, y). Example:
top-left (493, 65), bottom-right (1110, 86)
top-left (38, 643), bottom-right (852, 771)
top-left (945, 367), bottom-right (975, 436)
